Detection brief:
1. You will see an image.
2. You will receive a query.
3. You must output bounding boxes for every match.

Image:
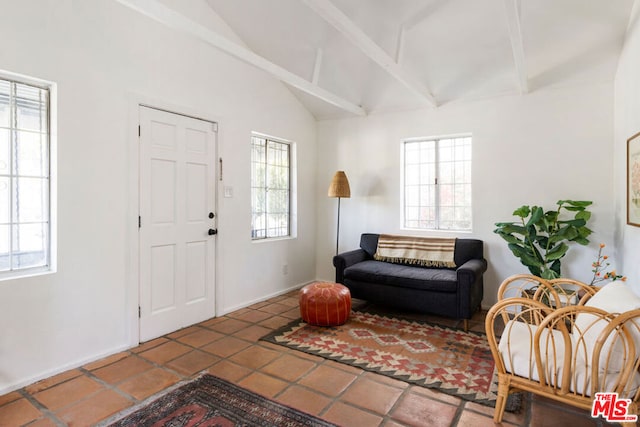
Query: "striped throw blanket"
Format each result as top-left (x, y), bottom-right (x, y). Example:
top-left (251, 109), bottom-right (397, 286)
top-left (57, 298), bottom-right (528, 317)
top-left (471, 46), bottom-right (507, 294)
top-left (373, 235), bottom-right (457, 268)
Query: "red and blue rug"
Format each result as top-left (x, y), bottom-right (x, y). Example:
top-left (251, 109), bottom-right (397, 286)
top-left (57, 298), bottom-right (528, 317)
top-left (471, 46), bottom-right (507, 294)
top-left (103, 374), bottom-right (337, 427)
top-left (262, 309), bottom-right (519, 411)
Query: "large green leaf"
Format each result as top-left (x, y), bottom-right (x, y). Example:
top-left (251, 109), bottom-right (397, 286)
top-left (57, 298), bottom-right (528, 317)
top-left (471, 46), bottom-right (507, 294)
top-left (555, 226), bottom-right (578, 241)
top-left (545, 210), bottom-right (559, 221)
top-left (513, 206), bottom-right (531, 218)
top-left (535, 236), bottom-right (549, 250)
top-left (527, 264), bottom-right (542, 276)
top-left (575, 211), bottom-right (592, 221)
top-left (546, 243), bottom-right (568, 260)
top-left (494, 223), bottom-right (527, 235)
top-left (578, 226), bottom-right (593, 238)
top-left (526, 207), bottom-right (544, 227)
top-left (558, 219), bottom-right (587, 227)
top-left (543, 211), bottom-right (559, 232)
top-left (508, 243), bottom-right (543, 267)
top-left (494, 221), bottom-right (515, 227)
top-left (495, 231), bottom-right (521, 244)
top-left (526, 224), bottom-right (538, 242)
top-left (541, 268), bottom-right (560, 279)
top-left (561, 200), bottom-right (593, 208)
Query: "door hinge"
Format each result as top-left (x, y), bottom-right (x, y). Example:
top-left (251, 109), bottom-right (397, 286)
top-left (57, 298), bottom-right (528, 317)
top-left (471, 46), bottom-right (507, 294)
top-left (138, 306), bottom-right (141, 318)
top-left (138, 216), bottom-right (141, 228)
top-left (138, 125), bottom-right (141, 137)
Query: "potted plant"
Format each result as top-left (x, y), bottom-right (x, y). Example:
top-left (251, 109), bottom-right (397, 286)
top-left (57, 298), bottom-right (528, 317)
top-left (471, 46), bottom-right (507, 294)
top-left (494, 200), bottom-right (593, 280)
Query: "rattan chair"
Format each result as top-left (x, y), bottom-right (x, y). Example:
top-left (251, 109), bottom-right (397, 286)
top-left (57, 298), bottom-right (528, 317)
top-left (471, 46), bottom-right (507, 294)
top-left (486, 275), bottom-right (640, 425)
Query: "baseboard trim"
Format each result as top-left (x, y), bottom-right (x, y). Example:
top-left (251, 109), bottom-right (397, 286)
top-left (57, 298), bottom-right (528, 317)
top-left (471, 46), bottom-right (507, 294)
top-left (0, 343), bottom-right (130, 396)
top-left (218, 280), bottom-right (314, 316)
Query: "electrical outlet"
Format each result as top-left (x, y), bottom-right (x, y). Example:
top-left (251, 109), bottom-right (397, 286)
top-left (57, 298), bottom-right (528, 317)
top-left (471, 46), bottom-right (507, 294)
top-left (282, 264), bottom-right (288, 275)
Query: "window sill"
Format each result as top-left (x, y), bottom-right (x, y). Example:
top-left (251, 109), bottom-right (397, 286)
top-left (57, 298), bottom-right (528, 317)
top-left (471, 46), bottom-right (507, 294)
top-left (0, 267), bottom-right (56, 282)
top-left (251, 236), bottom-right (296, 244)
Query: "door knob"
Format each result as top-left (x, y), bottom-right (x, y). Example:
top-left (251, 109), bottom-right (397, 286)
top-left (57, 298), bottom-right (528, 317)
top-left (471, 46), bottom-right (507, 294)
top-left (208, 228), bottom-right (218, 236)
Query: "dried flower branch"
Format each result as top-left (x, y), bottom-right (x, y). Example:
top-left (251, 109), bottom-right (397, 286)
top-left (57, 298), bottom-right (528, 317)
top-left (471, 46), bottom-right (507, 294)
top-left (590, 243), bottom-right (626, 286)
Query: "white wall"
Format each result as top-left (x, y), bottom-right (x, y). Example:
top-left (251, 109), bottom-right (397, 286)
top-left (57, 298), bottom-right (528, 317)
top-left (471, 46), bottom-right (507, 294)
top-left (316, 83), bottom-right (616, 305)
top-left (615, 1), bottom-right (640, 296)
top-left (0, 0), bottom-right (317, 393)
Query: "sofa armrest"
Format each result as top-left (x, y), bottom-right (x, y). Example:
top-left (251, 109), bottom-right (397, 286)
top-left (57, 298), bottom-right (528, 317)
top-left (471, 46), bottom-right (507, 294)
top-left (333, 249), bottom-right (368, 283)
top-left (456, 258), bottom-right (488, 285)
top-left (456, 258), bottom-right (488, 318)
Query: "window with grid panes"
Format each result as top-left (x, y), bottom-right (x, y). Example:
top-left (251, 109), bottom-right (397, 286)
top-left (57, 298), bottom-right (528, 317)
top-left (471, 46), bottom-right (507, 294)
top-left (0, 76), bottom-right (52, 278)
top-left (402, 135), bottom-right (472, 231)
top-left (251, 135), bottom-right (290, 239)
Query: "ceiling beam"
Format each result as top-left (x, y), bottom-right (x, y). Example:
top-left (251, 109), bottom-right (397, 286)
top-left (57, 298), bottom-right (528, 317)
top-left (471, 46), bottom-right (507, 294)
top-left (312, 48), bottom-right (323, 85)
top-left (115, 0), bottom-right (366, 116)
top-left (302, 0), bottom-right (437, 107)
top-left (395, 27), bottom-right (406, 64)
top-left (503, 0), bottom-right (529, 94)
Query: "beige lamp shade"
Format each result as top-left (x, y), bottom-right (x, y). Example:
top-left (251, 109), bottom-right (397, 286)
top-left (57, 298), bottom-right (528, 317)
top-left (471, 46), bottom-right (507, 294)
top-left (328, 171), bottom-right (351, 198)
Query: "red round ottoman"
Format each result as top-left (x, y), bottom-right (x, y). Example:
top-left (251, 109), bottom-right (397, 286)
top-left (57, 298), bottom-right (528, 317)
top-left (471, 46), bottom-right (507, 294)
top-left (299, 282), bottom-right (351, 326)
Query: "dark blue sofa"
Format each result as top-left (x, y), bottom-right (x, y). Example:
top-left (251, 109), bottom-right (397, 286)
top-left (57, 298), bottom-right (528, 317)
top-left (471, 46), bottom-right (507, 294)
top-left (333, 233), bottom-right (487, 330)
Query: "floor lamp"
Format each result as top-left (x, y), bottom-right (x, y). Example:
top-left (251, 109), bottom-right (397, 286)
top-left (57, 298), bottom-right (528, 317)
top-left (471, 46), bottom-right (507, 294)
top-left (328, 171), bottom-right (351, 255)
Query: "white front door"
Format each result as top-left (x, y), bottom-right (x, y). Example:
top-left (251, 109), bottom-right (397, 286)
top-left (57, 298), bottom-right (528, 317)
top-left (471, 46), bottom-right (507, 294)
top-left (139, 106), bottom-right (217, 342)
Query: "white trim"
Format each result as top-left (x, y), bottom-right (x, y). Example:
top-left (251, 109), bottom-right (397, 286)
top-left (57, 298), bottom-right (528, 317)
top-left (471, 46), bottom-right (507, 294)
top-left (400, 134), bottom-right (473, 232)
top-left (302, 0), bottom-right (437, 107)
top-left (311, 48), bottom-right (323, 85)
top-left (218, 280), bottom-right (309, 316)
top-left (503, 0), bottom-right (529, 94)
top-left (0, 70), bottom-right (57, 281)
top-left (0, 343), bottom-right (130, 396)
top-left (125, 93), bottom-right (223, 347)
top-left (250, 133), bottom-right (295, 241)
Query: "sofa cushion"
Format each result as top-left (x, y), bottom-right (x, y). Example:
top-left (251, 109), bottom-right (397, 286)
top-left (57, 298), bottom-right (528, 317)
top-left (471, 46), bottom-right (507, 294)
top-left (343, 260), bottom-right (458, 292)
top-left (360, 233), bottom-right (379, 258)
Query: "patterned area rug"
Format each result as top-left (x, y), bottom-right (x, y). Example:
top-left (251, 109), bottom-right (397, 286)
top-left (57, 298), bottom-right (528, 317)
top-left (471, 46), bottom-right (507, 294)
top-left (102, 374), bottom-right (337, 427)
top-left (262, 310), bottom-right (519, 411)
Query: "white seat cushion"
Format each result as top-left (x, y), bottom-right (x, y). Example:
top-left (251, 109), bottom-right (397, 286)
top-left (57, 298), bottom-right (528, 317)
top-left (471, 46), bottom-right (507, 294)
top-left (573, 282), bottom-right (640, 373)
top-left (499, 319), bottom-right (640, 397)
top-left (499, 320), bottom-right (568, 383)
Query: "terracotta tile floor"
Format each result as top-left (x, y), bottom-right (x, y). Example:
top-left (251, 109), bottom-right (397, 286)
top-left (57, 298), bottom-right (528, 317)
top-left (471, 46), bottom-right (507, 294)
top-left (0, 291), bottom-right (619, 426)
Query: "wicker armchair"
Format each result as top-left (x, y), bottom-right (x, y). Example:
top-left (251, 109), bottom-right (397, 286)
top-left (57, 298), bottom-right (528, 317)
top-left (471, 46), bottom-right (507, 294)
top-left (486, 274), bottom-right (640, 425)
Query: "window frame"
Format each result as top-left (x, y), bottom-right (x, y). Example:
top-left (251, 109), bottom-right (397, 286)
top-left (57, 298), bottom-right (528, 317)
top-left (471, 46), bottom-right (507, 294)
top-left (401, 134), bottom-right (472, 232)
top-left (250, 133), bottom-right (292, 241)
top-left (0, 71), bottom-right (56, 281)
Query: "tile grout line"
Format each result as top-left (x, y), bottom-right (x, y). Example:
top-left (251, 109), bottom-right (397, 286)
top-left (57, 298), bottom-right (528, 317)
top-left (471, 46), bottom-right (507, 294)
top-left (18, 388), bottom-right (67, 427)
top-left (449, 399), bottom-right (467, 426)
top-left (21, 363), bottom-right (136, 426)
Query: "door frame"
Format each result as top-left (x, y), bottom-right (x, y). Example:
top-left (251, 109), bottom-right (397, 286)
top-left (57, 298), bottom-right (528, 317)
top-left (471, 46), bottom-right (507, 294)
top-left (126, 95), bottom-right (223, 347)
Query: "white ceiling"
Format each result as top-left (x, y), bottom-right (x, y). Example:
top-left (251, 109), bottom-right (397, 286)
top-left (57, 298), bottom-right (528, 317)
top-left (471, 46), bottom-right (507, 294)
top-left (197, 0), bottom-right (634, 119)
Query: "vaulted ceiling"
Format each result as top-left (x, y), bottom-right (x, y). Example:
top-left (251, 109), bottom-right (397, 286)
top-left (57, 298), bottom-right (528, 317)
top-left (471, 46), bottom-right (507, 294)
top-left (123, 0), bottom-right (635, 119)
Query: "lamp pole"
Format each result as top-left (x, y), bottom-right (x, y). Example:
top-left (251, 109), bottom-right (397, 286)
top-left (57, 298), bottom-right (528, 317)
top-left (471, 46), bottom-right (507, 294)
top-left (335, 197), bottom-right (341, 255)
top-left (328, 170), bottom-right (350, 257)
